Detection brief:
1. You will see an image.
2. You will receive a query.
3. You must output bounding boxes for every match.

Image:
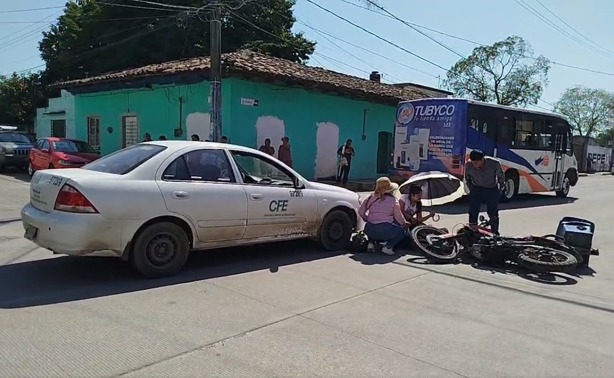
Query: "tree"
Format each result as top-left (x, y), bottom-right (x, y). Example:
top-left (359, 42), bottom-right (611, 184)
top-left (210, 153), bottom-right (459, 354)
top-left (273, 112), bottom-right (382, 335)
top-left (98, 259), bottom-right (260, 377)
top-left (444, 36), bottom-right (550, 107)
top-left (39, 0), bottom-right (315, 83)
top-left (554, 86), bottom-right (614, 137)
top-left (0, 73), bottom-right (47, 129)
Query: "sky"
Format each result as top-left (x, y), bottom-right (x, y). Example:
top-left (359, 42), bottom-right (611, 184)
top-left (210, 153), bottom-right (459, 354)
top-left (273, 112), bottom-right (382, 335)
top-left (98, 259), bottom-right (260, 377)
top-left (0, 0), bottom-right (613, 112)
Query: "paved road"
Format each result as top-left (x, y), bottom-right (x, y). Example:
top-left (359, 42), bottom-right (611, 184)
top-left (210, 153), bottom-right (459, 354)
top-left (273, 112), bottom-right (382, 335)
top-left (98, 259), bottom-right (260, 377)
top-left (0, 173), bottom-right (613, 377)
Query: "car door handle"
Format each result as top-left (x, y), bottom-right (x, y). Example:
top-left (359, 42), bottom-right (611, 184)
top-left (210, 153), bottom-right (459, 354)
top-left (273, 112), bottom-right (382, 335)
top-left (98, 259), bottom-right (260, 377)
top-left (249, 193), bottom-right (264, 201)
top-left (172, 191), bottom-right (189, 199)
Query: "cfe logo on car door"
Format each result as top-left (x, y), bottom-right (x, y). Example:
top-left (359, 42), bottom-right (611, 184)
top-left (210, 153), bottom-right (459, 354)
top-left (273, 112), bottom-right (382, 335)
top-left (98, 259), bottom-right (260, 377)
top-left (269, 200), bottom-right (288, 212)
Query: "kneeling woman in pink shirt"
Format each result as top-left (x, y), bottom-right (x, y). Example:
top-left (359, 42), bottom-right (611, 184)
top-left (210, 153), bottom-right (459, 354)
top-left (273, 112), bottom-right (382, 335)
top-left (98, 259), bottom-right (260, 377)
top-left (358, 177), bottom-right (410, 255)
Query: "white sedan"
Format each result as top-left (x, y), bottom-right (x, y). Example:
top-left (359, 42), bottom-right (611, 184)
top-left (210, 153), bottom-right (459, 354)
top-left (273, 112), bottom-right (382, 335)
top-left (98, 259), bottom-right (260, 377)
top-left (21, 141), bottom-right (362, 278)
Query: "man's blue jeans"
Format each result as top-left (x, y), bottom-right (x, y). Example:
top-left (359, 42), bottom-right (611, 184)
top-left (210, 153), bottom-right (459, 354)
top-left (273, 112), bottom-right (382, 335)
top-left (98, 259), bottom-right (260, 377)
top-left (468, 186), bottom-right (500, 234)
top-left (364, 222), bottom-right (406, 248)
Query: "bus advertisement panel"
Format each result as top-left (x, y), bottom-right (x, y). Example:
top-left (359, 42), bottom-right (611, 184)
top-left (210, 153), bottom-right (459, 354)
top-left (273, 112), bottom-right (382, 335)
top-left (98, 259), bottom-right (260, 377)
top-left (391, 99), bottom-right (468, 178)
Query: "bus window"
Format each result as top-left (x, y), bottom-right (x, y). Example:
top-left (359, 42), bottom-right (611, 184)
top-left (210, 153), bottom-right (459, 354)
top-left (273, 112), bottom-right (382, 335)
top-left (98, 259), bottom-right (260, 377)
top-left (514, 116), bottom-right (535, 148)
top-left (566, 130), bottom-right (574, 156)
top-left (497, 111), bottom-right (514, 147)
top-left (535, 118), bottom-right (553, 150)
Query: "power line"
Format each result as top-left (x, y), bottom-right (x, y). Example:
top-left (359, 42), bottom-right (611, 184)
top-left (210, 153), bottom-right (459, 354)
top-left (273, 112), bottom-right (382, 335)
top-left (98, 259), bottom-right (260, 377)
top-left (534, 0), bottom-right (614, 56)
top-left (0, 16), bottom-right (168, 24)
top-left (302, 22), bottom-right (403, 82)
top-left (297, 20), bottom-right (438, 79)
top-left (318, 1), bottom-right (558, 109)
top-left (363, 0), bottom-right (464, 58)
top-left (125, 0), bottom-right (195, 10)
top-left (335, 0), bottom-right (482, 46)
top-left (0, 6), bottom-right (63, 14)
top-left (342, 0), bottom-right (614, 77)
top-left (304, 0), bottom-right (448, 71)
top-left (0, 11), bottom-right (59, 44)
top-left (227, 11), bottom-right (382, 81)
top-left (514, 0), bottom-right (614, 60)
top-left (97, 1), bottom-right (180, 12)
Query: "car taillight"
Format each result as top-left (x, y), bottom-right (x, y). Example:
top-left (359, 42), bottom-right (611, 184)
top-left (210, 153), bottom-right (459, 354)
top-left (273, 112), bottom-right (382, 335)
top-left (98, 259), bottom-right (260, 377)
top-left (54, 184), bottom-right (98, 213)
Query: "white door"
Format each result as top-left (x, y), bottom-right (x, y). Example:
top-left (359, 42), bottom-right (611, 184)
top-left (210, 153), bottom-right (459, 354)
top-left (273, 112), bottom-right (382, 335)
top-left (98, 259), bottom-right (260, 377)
top-left (156, 148), bottom-right (248, 243)
top-left (228, 149), bottom-right (317, 240)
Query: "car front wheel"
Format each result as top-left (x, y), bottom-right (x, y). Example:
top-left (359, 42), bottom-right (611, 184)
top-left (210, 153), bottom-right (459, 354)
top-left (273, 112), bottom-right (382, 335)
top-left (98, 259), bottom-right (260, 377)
top-left (27, 161), bottom-right (35, 176)
top-left (319, 210), bottom-right (353, 251)
top-left (130, 222), bottom-right (190, 278)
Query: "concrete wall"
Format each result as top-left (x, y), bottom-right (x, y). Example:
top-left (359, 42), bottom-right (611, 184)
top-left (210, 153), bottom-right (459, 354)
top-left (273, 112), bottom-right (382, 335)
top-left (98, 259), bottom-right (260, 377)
top-left (35, 90), bottom-right (76, 138)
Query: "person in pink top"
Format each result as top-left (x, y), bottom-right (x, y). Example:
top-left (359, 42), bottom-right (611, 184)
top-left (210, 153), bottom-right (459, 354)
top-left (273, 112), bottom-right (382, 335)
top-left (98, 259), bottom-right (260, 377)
top-left (359, 177), bottom-right (410, 255)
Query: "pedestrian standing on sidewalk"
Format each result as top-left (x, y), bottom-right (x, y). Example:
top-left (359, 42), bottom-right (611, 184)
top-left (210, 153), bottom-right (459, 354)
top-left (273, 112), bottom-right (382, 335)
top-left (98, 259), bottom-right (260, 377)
top-left (359, 177), bottom-right (410, 255)
top-left (278, 136), bottom-right (293, 167)
top-left (337, 139), bottom-right (355, 185)
top-left (465, 150), bottom-right (505, 234)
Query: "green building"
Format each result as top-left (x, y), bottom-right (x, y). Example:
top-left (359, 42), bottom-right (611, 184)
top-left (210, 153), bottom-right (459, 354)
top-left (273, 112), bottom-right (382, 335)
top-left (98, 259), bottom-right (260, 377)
top-left (55, 50), bottom-right (450, 181)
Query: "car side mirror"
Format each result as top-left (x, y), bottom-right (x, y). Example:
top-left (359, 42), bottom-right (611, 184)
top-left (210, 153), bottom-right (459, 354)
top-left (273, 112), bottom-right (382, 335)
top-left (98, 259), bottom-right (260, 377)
top-left (294, 178), bottom-right (305, 189)
top-left (478, 215), bottom-right (485, 222)
top-left (41, 148), bottom-right (49, 153)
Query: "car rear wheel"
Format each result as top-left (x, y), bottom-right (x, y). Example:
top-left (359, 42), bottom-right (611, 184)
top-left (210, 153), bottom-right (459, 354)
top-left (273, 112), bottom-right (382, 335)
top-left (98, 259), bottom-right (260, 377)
top-left (319, 210), bottom-right (353, 251)
top-left (130, 222), bottom-right (190, 278)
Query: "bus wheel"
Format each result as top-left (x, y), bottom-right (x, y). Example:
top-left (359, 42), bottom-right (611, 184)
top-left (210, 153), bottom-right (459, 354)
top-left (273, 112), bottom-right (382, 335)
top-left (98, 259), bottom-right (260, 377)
top-left (556, 176), bottom-right (571, 198)
top-left (500, 171), bottom-right (518, 202)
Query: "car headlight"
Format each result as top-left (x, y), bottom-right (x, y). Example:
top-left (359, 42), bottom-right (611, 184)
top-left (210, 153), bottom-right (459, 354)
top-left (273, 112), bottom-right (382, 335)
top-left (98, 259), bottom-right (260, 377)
top-left (58, 160), bottom-right (72, 166)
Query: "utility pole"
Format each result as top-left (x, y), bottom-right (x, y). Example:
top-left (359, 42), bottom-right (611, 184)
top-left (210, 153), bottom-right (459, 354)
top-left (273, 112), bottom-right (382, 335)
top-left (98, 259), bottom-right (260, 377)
top-left (209, 2), bottom-right (222, 142)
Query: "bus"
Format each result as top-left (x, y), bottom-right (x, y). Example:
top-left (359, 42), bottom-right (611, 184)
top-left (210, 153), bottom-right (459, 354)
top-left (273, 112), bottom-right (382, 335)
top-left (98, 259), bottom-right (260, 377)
top-left (391, 98), bottom-right (579, 201)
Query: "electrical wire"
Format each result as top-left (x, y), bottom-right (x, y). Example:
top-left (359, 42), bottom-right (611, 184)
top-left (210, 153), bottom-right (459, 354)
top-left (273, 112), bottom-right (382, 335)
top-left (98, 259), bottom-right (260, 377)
top-left (304, 0), bottom-right (448, 72)
top-left (514, 0), bottom-right (614, 60)
top-left (297, 20), bottom-right (438, 79)
top-left (0, 6), bottom-right (63, 14)
top-left (228, 10), bottom-right (372, 79)
top-left (363, 0), bottom-right (464, 58)
top-left (534, 0), bottom-right (614, 56)
top-left (337, 0), bottom-right (614, 77)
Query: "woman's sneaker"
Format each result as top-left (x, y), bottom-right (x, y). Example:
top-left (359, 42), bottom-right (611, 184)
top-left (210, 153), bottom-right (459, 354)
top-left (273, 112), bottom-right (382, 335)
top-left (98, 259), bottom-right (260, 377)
top-left (381, 245), bottom-right (395, 255)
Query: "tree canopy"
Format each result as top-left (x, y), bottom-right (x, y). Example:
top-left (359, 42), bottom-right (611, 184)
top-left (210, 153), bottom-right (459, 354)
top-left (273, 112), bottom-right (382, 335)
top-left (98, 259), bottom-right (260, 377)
top-left (0, 73), bottom-right (46, 128)
top-left (554, 86), bottom-right (614, 137)
top-left (444, 36), bottom-right (550, 107)
top-left (39, 0), bottom-right (316, 83)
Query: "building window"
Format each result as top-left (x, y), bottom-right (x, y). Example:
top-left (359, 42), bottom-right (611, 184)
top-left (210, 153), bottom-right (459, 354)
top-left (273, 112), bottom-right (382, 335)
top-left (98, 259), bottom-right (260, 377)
top-left (122, 115), bottom-right (138, 148)
top-left (87, 116), bottom-right (100, 152)
top-left (51, 119), bottom-right (66, 138)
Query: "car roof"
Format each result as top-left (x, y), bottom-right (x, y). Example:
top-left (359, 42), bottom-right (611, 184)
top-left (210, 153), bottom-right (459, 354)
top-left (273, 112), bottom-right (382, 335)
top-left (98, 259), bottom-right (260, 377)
top-left (144, 140), bottom-right (258, 153)
top-left (43, 137), bottom-right (84, 142)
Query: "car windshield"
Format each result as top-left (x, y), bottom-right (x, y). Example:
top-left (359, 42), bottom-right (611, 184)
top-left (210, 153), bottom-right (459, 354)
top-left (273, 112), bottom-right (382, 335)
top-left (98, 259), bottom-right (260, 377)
top-left (82, 144), bottom-right (166, 175)
top-left (53, 140), bottom-right (97, 153)
top-left (0, 133), bottom-right (31, 144)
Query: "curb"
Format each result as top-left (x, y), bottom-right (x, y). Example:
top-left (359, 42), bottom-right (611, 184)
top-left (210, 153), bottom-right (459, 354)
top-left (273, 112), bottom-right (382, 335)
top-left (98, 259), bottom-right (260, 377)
top-left (0, 218), bottom-right (21, 225)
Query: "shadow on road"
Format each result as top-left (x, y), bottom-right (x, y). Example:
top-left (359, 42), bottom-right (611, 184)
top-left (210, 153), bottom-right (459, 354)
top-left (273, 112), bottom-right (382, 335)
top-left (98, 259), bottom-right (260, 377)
top-left (0, 241), bottom-right (339, 309)
top-left (0, 169), bottom-right (30, 183)
top-left (469, 261), bottom-right (578, 286)
top-left (432, 194), bottom-right (578, 215)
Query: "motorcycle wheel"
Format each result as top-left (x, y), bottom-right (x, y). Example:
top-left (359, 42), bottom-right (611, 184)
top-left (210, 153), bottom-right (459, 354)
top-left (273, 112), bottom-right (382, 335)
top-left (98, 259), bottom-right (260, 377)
top-left (530, 235), bottom-right (584, 265)
top-left (516, 245), bottom-right (578, 273)
top-left (410, 225), bottom-right (459, 263)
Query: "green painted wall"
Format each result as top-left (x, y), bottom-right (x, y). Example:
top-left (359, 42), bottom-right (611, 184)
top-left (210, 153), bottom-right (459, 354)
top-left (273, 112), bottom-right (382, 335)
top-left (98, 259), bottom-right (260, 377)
top-left (74, 82), bottom-right (215, 156)
top-left (224, 79), bottom-right (395, 180)
top-left (73, 78), bottom-right (396, 180)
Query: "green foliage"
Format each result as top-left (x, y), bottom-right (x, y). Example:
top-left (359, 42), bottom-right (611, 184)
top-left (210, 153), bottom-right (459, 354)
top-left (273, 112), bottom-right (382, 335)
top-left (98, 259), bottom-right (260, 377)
top-left (38, 0), bottom-right (316, 83)
top-left (445, 36), bottom-right (550, 107)
top-left (555, 86), bottom-right (614, 137)
top-left (0, 73), bottom-right (47, 128)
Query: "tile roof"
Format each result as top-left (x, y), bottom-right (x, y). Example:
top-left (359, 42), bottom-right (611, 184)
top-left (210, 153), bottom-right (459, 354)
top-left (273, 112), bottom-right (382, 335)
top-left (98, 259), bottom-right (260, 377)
top-left (56, 49), bottom-right (451, 105)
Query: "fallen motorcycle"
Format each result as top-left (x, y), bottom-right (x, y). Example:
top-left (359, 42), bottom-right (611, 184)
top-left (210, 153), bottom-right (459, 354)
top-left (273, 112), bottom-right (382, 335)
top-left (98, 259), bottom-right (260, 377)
top-left (410, 215), bottom-right (582, 274)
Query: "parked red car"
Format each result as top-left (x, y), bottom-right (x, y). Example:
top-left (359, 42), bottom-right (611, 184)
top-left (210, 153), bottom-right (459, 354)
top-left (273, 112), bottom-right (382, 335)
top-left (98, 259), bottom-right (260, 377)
top-left (28, 137), bottom-right (100, 176)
